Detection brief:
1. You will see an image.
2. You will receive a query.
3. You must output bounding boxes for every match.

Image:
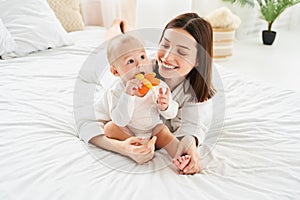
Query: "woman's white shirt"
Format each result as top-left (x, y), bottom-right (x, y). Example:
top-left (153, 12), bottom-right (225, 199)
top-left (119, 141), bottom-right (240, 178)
top-left (163, 79), bottom-right (213, 146)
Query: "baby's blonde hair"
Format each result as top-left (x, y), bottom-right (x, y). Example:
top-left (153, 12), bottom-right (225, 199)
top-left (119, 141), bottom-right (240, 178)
top-left (107, 34), bottom-right (145, 66)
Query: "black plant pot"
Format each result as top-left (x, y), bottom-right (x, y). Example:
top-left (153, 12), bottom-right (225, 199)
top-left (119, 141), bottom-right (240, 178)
top-left (262, 30), bottom-right (276, 45)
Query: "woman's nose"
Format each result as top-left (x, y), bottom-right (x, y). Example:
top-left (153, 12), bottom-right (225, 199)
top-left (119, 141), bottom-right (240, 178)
top-left (162, 48), bottom-right (175, 62)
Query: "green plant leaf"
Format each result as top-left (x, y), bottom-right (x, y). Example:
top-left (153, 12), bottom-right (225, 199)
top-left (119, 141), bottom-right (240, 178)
top-left (222, 0), bottom-right (300, 31)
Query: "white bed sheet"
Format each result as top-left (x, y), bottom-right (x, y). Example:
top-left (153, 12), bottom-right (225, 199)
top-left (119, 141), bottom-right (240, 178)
top-left (1, 27), bottom-right (300, 200)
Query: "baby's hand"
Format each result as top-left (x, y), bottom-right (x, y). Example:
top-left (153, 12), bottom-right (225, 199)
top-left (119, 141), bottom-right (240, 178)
top-left (157, 87), bottom-right (169, 111)
top-left (125, 79), bottom-right (142, 96)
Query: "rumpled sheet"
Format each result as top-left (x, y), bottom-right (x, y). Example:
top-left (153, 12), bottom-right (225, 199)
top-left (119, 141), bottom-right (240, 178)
top-left (0, 27), bottom-right (300, 200)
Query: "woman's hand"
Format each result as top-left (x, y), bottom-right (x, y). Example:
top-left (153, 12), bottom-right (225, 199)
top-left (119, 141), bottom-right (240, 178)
top-left (180, 143), bottom-right (200, 175)
top-left (175, 135), bottom-right (200, 175)
top-left (90, 135), bottom-right (157, 165)
top-left (120, 136), bottom-right (157, 164)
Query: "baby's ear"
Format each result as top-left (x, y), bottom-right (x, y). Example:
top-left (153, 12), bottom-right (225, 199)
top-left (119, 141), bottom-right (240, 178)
top-left (110, 66), bottom-right (119, 76)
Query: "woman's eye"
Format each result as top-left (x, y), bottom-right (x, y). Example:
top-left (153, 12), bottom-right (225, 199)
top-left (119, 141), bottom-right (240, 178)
top-left (178, 50), bottom-right (187, 56)
top-left (127, 59), bottom-right (135, 64)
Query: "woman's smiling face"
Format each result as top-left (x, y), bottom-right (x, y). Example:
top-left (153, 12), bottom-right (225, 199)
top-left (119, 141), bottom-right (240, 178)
top-left (157, 28), bottom-right (198, 79)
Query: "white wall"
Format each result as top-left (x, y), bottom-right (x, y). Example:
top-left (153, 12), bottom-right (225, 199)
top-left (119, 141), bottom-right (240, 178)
top-left (191, 0), bottom-right (222, 15)
top-left (135, 0), bottom-right (192, 29)
top-left (286, 4), bottom-right (300, 31)
top-left (80, 0), bottom-right (300, 38)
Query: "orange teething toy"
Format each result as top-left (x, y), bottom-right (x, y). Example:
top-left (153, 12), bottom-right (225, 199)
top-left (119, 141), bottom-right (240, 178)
top-left (134, 72), bottom-right (160, 96)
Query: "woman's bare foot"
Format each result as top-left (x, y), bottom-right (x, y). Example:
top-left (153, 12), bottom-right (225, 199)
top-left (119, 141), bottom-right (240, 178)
top-left (172, 155), bottom-right (191, 171)
top-left (106, 18), bottom-right (132, 39)
top-left (117, 18), bottom-right (131, 33)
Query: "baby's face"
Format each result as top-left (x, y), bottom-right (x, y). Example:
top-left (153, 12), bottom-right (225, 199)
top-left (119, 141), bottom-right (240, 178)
top-left (112, 48), bottom-right (152, 83)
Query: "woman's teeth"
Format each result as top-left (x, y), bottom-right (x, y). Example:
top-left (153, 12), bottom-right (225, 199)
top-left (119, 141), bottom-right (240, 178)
top-left (162, 62), bottom-right (177, 69)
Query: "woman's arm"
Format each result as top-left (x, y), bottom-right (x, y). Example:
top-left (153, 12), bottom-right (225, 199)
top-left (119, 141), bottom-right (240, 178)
top-left (79, 83), bottom-right (156, 164)
top-left (171, 99), bottom-right (213, 147)
top-left (170, 93), bottom-right (213, 174)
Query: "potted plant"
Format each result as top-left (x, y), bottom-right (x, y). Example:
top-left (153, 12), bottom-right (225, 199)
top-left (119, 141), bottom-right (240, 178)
top-left (222, 0), bottom-right (300, 45)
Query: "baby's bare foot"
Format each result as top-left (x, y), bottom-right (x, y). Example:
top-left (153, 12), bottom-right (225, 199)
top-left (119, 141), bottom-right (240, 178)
top-left (172, 155), bottom-right (191, 171)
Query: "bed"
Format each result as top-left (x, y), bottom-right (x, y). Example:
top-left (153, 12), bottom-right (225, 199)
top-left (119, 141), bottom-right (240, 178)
top-left (1, 0), bottom-right (300, 199)
top-left (1, 25), bottom-right (300, 199)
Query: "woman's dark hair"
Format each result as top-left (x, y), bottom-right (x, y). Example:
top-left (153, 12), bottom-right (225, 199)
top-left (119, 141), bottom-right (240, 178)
top-left (160, 12), bottom-right (216, 102)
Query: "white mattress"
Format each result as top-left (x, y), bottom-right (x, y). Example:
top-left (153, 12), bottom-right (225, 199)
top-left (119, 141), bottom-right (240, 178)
top-left (1, 27), bottom-right (300, 200)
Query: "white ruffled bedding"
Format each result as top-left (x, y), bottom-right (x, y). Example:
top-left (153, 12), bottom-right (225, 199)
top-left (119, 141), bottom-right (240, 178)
top-left (0, 27), bottom-right (300, 200)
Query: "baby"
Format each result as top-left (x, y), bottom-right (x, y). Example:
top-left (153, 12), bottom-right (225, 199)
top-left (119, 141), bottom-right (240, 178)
top-left (103, 33), bottom-right (191, 170)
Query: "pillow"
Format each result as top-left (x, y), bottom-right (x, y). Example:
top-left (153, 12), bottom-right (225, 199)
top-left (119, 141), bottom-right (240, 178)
top-left (47, 0), bottom-right (85, 32)
top-left (0, 18), bottom-right (16, 56)
top-left (0, 0), bottom-right (73, 59)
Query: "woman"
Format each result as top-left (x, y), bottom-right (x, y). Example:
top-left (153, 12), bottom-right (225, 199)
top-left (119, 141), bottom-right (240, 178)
top-left (88, 13), bottom-right (215, 175)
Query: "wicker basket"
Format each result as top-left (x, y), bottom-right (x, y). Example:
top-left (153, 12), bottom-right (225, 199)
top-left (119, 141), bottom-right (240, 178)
top-left (212, 28), bottom-right (235, 61)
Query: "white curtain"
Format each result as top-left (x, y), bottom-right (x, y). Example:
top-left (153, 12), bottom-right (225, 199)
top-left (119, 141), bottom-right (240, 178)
top-left (100, 0), bottom-right (137, 28)
top-left (80, 0), bottom-right (103, 26)
top-left (135, 0), bottom-right (192, 29)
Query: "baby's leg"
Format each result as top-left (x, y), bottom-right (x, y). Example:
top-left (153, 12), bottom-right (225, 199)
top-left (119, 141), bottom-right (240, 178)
top-left (153, 125), bottom-right (191, 170)
top-left (153, 124), bottom-right (177, 157)
top-left (104, 121), bottom-right (132, 141)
